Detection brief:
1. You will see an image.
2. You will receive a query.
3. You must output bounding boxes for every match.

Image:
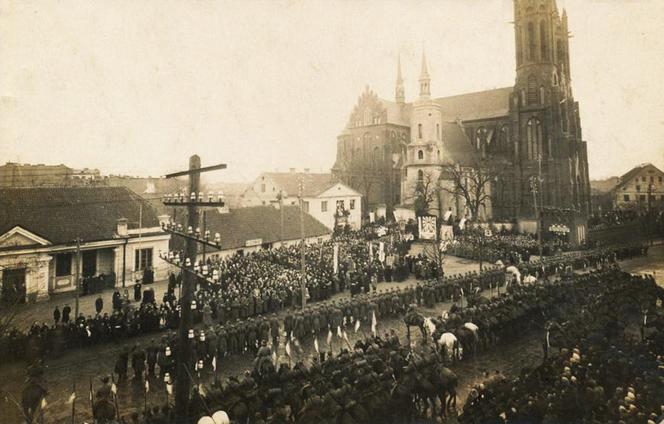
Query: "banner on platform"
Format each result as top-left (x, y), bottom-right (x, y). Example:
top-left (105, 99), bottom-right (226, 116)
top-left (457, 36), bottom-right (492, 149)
top-left (378, 242), bottom-right (385, 263)
top-left (418, 215), bottom-right (437, 240)
top-left (439, 225), bottom-right (454, 241)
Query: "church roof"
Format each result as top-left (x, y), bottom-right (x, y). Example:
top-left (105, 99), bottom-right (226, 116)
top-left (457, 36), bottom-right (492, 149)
top-left (440, 122), bottom-right (481, 166)
top-left (374, 86), bottom-right (512, 128)
top-left (435, 87), bottom-right (513, 121)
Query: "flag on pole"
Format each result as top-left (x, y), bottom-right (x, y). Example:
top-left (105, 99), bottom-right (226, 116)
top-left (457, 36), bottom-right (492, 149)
top-left (337, 326), bottom-right (342, 338)
top-left (314, 338), bottom-right (319, 353)
top-left (111, 383), bottom-right (117, 394)
top-left (460, 287), bottom-right (464, 296)
top-left (327, 329), bottom-right (333, 345)
top-left (41, 398), bottom-right (47, 409)
top-left (371, 311), bottom-right (377, 335)
top-left (145, 380), bottom-right (150, 393)
top-left (272, 351), bottom-right (277, 365)
top-left (212, 356), bottom-right (217, 371)
top-left (342, 331), bottom-right (349, 342)
top-left (166, 383), bottom-right (173, 396)
top-left (285, 341), bottom-right (292, 357)
top-left (67, 393), bottom-right (76, 404)
top-left (379, 242), bottom-right (385, 263)
top-left (354, 320), bottom-right (360, 333)
top-left (333, 244), bottom-right (339, 274)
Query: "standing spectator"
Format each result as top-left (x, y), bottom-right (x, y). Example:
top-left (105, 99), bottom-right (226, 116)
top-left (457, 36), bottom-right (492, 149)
top-left (134, 282), bottom-right (142, 302)
top-left (62, 304), bottom-right (71, 324)
top-left (95, 295), bottom-right (104, 315)
top-left (53, 306), bottom-right (61, 325)
top-left (112, 290), bottom-right (122, 311)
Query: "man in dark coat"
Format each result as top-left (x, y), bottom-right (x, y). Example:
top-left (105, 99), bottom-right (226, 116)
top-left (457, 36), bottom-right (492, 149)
top-left (62, 304), bottom-right (71, 324)
top-left (53, 306), bottom-right (61, 324)
top-left (95, 295), bottom-right (104, 315)
top-left (131, 344), bottom-right (146, 381)
top-left (115, 349), bottom-right (129, 383)
top-left (134, 282), bottom-right (142, 302)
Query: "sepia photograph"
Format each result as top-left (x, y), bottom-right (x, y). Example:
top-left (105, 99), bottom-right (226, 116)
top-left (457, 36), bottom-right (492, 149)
top-left (1, 0), bottom-right (663, 423)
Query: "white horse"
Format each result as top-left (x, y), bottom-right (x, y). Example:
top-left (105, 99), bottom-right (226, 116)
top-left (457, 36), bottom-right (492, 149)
top-left (437, 332), bottom-right (460, 361)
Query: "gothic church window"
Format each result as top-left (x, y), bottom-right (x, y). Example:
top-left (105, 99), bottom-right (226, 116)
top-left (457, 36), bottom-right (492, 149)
top-left (527, 75), bottom-right (538, 105)
top-left (527, 22), bottom-right (536, 61)
top-left (476, 127), bottom-right (488, 150)
top-left (539, 86), bottom-right (545, 105)
top-left (417, 170), bottom-right (424, 181)
top-left (417, 150), bottom-right (424, 160)
top-left (526, 118), bottom-right (543, 160)
top-left (540, 20), bottom-right (547, 60)
top-left (364, 109), bottom-right (371, 126)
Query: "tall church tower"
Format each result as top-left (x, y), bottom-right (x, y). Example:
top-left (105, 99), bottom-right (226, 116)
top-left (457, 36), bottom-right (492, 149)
top-left (401, 51), bottom-right (445, 215)
top-left (510, 0), bottom-right (590, 216)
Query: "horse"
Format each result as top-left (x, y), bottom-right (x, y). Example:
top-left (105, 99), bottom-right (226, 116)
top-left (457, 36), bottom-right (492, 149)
top-left (20, 379), bottom-right (47, 424)
top-left (436, 332), bottom-right (460, 362)
top-left (92, 398), bottom-right (117, 423)
top-left (403, 310), bottom-right (427, 344)
top-left (454, 326), bottom-right (478, 359)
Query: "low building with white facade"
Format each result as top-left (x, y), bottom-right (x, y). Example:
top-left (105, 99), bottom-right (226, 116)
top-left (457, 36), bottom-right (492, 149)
top-left (611, 163), bottom-right (664, 210)
top-left (241, 171), bottom-right (362, 230)
top-left (0, 187), bottom-right (170, 303)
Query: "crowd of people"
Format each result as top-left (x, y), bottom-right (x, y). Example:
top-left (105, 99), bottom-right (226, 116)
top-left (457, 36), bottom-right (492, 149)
top-left (446, 232), bottom-right (567, 264)
top-left (460, 271), bottom-right (664, 424)
top-left (95, 252), bottom-right (662, 424)
top-left (589, 207), bottom-right (664, 233)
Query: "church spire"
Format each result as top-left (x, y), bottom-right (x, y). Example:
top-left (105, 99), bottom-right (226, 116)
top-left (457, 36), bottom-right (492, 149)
top-left (419, 50), bottom-right (431, 98)
top-left (395, 54), bottom-right (405, 104)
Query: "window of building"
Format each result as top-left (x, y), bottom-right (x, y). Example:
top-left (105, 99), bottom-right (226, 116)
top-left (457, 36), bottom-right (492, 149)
top-left (336, 200), bottom-right (344, 211)
top-left (55, 253), bottom-right (72, 277)
top-left (261, 183), bottom-right (266, 193)
top-left (639, 195), bottom-right (646, 202)
top-left (642, 176), bottom-right (646, 182)
top-left (303, 201), bottom-right (309, 213)
top-left (417, 150), bottom-right (424, 160)
top-left (350, 199), bottom-right (355, 210)
top-left (134, 248), bottom-right (153, 271)
top-left (540, 20), bottom-right (547, 60)
top-left (539, 86), bottom-right (545, 105)
top-left (527, 75), bottom-right (538, 105)
top-left (526, 118), bottom-right (543, 160)
top-left (527, 22), bottom-right (536, 60)
top-left (417, 169), bottom-right (424, 181)
top-left (650, 176), bottom-right (654, 183)
top-left (418, 124), bottom-right (422, 139)
top-left (623, 194), bottom-right (630, 202)
top-left (636, 185), bottom-right (641, 192)
top-left (321, 201), bottom-right (328, 212)
top-left (659, 176), bottom-right (663, 183)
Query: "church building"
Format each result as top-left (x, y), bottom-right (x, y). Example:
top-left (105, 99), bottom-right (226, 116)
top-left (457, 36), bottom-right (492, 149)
top-left (332, 0), bottom-right (591, 226)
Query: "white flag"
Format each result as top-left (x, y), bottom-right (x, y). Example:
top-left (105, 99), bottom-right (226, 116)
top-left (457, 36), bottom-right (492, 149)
top-left (354, 320), bottom-right (360, 333)
top-left (546, 331), bottom-right (550, 348)
top-left (371, 311), bottom-right (377, 335)
top-left (145, 380), bottom-right (150, 393)
top-left (272, 351), bottom-right (277, 365)
top-left (166, 383), bottom-right (173, 396)
top-left (369, 242), bottom-right (373, 258)
top-left (333, 244), bottom-right (339, 275)
top-left (343, 331), bottom-right (349, 342)
top-left (460, 287), bottom-right (464, 296)
top-left (337, 326), bottom-right (342, 338)
top-left (67, 393), bottom-right (76, 404)
top-left (285, 341), bottom-right (292, 357)
top-left (111, 383), bottom-right (117, 394)
top-left (327, 330), bottom-right (333, 345)
top-left (379, 242), bottom-right (385, 263)
top-left (212, 356), bottom-right (217, 371)
top-left (314, 338), bottom-right (319, 353)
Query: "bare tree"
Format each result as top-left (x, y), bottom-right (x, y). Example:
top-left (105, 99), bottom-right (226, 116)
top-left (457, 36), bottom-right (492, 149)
top-left (441, 160), bottom-right (501, 221)
top-left (409, 171), bottom-right (440, 216)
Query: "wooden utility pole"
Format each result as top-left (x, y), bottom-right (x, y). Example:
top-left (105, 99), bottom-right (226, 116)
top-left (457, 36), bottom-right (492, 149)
top-left (174, 155), bottom-right (200, 421)
top-left (537, 154), bottom-right (543, 259)
top-left (298, 178), bottom-right (306, 309)
top-left (74, 237), bottom-right (81, 318)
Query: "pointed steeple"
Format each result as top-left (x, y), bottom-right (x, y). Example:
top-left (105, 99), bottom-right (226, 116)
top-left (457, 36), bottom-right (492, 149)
top-left (419, 50), bottom-right (431, 98)
top-left (395, 54), bottom-right (405, 104)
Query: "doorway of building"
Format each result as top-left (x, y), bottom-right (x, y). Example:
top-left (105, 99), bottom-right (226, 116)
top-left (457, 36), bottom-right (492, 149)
top-left (82, 250), bottom-right (97, 277)
top-left (2, 268), bottom-right (26, 304)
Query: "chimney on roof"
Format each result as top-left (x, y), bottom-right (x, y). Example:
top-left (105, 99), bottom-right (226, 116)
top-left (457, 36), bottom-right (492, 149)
top-left (289, 168), bottom-right (296, 173)
top-left (116, 218), bottom-right (128, 237)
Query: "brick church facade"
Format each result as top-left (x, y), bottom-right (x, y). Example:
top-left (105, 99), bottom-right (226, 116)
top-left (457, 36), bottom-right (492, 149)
top-left (332, 0), bottom-right (591, 223)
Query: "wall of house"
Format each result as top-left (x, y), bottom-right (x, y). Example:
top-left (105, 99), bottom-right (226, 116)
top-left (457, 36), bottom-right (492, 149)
top-left (114, 235), bottom-right (170, 286)
top-left (305, 190), bottom-right (362, 230)
top-left (0, 252), bottom-right (51, 302)
top-left (613, 168), bottom-right (664, 209)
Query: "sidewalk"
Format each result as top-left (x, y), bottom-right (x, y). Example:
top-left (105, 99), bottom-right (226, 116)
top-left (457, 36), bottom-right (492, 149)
top-left (8, 254), bottom-right (482, 330)
top-left (10, 280), bottom-right (171, 330)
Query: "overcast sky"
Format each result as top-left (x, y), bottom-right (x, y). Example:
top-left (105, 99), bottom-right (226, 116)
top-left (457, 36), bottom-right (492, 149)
top-left (1, 0), bottom-right (663, 182)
